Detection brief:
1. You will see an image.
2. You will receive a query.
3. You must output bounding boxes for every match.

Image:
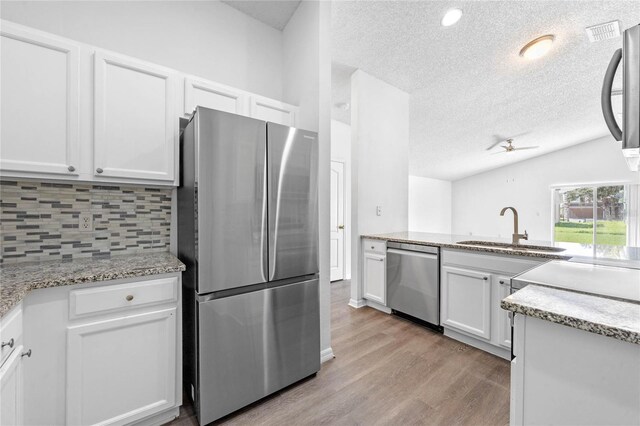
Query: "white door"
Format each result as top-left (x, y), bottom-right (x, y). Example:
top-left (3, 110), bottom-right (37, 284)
top-left (249, 96), bottom-right (297, 126)
top-left (330, 161), bottom-right (345, 282)
top-left (94, 50), bottom-right (176, 182)
top-left (441, 266), bottom-right (492, 339)
top-left (0, 22), bottom-right (80, 176)
top-left (66, 308), bottom-right (177, 426)
top-left (0, 347), bottom-right (24, 426)
top-left (184, 77), bottom-right (246, 115)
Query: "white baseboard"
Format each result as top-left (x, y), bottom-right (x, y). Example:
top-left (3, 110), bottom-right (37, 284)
top-left (443, 327), bottom-right (511, 360)
top-left (348, 298), bottom-right (366, 308)
top-left (320, 347), bottom-right (335, 363)
top-left (366, 299), bottom-right (392, 314)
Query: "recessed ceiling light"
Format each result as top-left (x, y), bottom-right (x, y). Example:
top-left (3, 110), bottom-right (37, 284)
top-left (441, 8), bottom-right (463, 27)
top-left (519, 35), bottom-right (555, 60)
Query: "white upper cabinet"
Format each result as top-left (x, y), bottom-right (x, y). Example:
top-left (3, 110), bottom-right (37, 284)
top-left (249, 96), bottom-right (298, 127)
top-left (0, 22), bottom-right (80, 176)
top-left (94, 51), bottom-right (177, 182)
top-left (184, 77), bottom-right (246, 116)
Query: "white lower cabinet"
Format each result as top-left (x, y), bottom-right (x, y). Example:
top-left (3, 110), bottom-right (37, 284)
top-left (441, 266), bottom-right (492, 339)
top-left (0, 346), bottom-right (24, 426)
top-left (66, 308), bottom-right (177, 426)
top-left (493, 275), bottom-right (513, 349)
top-left (440, 249), bottom-right (543, 359)
top-left (13, 273), bottom-right (182, 426)
top-left (363, 252), bottom-right (386, 305)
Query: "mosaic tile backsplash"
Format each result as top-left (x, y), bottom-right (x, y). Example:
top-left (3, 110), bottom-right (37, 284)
top-left (0, 180), bottom-right (172, 264)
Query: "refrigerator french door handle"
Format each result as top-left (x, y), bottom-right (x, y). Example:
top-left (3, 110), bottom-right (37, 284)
top-left (601, 48), bottom-right (623, 142)
top-left (261, 155), bottom-right (269, 282)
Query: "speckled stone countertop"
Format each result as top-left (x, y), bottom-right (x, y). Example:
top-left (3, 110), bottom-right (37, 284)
top-left (362, 231), bottom-right (572, 260)
top-left (0, 252), bottom-right (185, 318)
top-left (502, 284), bottom-right (640, 344)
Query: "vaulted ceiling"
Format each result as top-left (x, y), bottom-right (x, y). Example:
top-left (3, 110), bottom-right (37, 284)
top-left (332, 1), bottom-right (640, 180)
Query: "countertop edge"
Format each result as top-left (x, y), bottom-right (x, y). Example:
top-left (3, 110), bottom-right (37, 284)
top-left (501, 290), bottom-right (640, 345)
top-left (0, 258), bottom-right (185, 319)
top-left (361, 234), bottom-right (571, 260)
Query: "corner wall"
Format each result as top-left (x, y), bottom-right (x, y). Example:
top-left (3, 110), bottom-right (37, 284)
top-left (350, 70), bottom-right (409, 304)
top-left (408, 176), bottom-right (452, 234)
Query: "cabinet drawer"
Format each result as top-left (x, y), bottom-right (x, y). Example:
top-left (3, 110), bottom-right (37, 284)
top-left (69, 277), bottom-right (178, 318)
top-left (442, 248), bottom-right (543, 275)
top-left (0, 304), bottom-right (22, 367)
top-left (363, 239), bottom-right (386, 254)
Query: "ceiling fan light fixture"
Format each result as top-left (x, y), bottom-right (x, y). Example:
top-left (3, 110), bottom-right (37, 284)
top-left (441, 8), bottom-right (463, 27)
top-left (519, 34), bottom-right (555, 60)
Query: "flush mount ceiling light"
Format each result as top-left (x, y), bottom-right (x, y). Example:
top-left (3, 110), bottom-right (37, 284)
top-left (519, 34), bottom-right (555, 60)
top-left (441, 8), bottom-right (463, 27)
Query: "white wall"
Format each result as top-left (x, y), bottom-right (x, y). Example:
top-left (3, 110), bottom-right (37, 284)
top-left (331, 120), bottom-right (352, 278)
top-left (282, 0), bottom-right (333, 360)
top-left (408, 176), bottom-right (452, 234)
top-left (350, 70), bottom-right (409, 304)
top-left (452, 137), bottom-right (640, 241)
top-left (0, 0), bottom-right (283, 99)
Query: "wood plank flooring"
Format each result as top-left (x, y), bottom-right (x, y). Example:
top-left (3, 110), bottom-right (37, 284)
top-left (168, 280), bottom-right (510, 426)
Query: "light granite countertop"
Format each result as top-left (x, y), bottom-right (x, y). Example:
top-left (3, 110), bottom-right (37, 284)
top-left (0, 252), bottom-right (185, 318)
top-left (502, 284), bottom-right (640, 345)
top-left (362, 231), bottom-right (572, 260)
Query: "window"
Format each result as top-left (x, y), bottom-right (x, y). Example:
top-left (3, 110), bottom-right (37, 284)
top-left (553, 184), bottom-right (639, 248)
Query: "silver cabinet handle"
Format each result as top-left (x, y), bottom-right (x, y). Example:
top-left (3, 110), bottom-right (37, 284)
top-left (21, 349), bottom-right (32, 358)
top-left (125, 295), bottom-right (134, 301)
top-left (1, 338), bottom-right (14, 349)
top-left (67, 165), bottom-right (75, 172)
top-left (96, 168), bottom-right (103, 174)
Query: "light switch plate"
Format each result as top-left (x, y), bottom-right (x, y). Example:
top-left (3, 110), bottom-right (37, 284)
top-left (79, 212), bottom-right (93, 232)
top-left (376, 205), bottom-right (382, 216)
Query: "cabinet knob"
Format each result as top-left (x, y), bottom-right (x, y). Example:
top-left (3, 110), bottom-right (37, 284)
top-left (125, 294), bottom-right (134, 301)
top-left (499, 280), bottom-right (506, 285)
top-left (371, 246), bottom-right (375, 249)
top-left (96, 168), bottom-right (104, 174)
top-left (483, 277), bottom-right (488, 280)
top-left (21, 349), bottom-right (32, 358)
top-left (1, 338), bottom-right (14, 349)
top-left (379, 258), bottom-right (384, 262)
top-left (338, 225), bottom-right (344, 230)
top-left (67, 165), bottom-right (75, 172)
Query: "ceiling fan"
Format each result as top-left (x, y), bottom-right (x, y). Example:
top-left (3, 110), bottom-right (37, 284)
top-left (488, 136), bottom-right (539, 154)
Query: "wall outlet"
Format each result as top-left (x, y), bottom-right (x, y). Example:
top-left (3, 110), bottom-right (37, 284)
top-left (376, 205), bottom-right (382, 216)
top-left (79, 212), bottom-right (93, 232)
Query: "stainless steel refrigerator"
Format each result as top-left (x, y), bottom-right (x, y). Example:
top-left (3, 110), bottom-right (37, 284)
top-left (178, 107), bottom-right (320, 425)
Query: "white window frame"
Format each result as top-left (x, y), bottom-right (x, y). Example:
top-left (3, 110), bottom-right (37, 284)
top-left (550, 181), bottom-right (639, 253)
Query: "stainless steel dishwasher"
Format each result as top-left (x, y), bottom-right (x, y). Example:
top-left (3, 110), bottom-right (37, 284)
top-left (386, 242), bottom-right (441, 329)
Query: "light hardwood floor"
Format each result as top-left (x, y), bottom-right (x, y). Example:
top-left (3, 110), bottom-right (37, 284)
top-left (169, 280), bottom-right (510, 426)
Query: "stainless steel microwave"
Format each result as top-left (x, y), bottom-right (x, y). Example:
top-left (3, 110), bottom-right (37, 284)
top-left (602, 24), bottom-right (639, 172)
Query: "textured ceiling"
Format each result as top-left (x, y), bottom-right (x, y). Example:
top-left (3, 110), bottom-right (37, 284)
top-left (222, 0), bottom-right (300, 30)
top-left (332, 1), bottom-right (640, 180)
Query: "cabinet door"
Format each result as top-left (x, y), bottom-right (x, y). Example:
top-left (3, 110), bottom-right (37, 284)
top-left (363, 253), bottom-right (386, 305)
top-left (249, 96), bottom-right (297, 127)
top-left (0, 346), bottom-right (24, 426)
top-left (66, 308), bottom-right (176, 426)
top-left (94, 51), bottom-right (176, 181)
top-left (493, 275), bottom-right (512, 348)
top-left (184, 77), bottom-right (246, 115)
top-left (441, 266), bottom-right (492, 339)
top-left (0, 22), bottom-right (80, 176)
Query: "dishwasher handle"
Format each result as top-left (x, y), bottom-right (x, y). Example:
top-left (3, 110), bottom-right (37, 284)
top-left (387, 248), bottom-right (438, 259)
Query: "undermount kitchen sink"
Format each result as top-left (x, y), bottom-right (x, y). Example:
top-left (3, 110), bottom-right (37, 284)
top-left (456, 240), bottom-right (567, 253)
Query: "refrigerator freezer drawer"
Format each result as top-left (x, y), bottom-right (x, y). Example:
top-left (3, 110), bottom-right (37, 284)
top-left (197, 278), bottom-right (320, 424)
